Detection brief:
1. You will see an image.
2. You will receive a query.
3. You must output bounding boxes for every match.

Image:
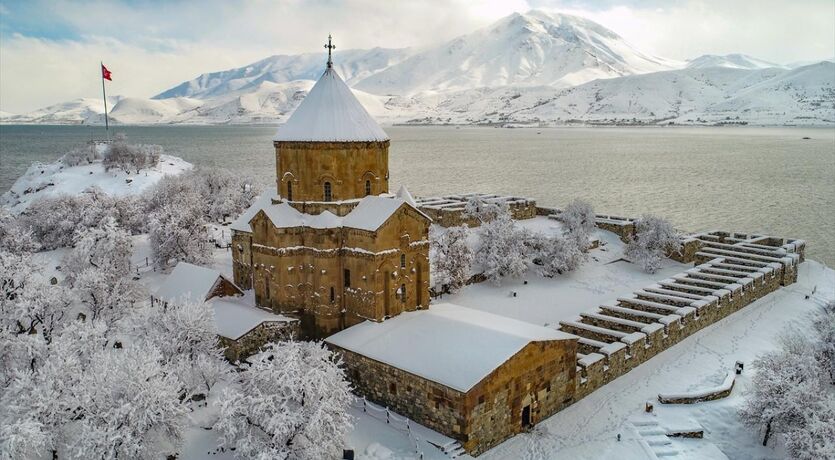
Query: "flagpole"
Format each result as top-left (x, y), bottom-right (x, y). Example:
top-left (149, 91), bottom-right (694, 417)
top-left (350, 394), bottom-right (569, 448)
top-left (100, 61), bottom-right (109, 139)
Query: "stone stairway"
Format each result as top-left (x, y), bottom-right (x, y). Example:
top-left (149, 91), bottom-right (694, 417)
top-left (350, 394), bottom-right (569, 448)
top-left (631, 420), bottom-right (680, 458)
top-left (440, 440), bottom-right (467, 458)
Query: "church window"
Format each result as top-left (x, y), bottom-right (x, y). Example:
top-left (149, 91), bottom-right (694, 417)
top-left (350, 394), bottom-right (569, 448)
top-left (330, 287), bottom-right (335, 303)
top-left (287, 181), bottom-right (293, 201)
top-left (264, 278), bottom-right (270, 300)
top-left (365, 180), bottom-right (371, 196)
top-left (399, 284), bottom-right (406, 302)
top-left (344, 269), bottom-right (351, 288)
top-left (400, 254), bottom-right (406, 268)
top-left (389, 382), bottom-right (397, 394)
top-left (323, 182), bottom-right (332, 201)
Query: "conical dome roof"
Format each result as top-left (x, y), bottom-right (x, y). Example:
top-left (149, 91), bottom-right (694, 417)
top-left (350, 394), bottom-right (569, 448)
top-left (273, 67), bottom-right (389, 142)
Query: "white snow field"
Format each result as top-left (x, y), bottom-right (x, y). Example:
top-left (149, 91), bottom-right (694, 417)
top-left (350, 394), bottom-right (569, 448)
top-left (0, 152), bottom-right (192, 213)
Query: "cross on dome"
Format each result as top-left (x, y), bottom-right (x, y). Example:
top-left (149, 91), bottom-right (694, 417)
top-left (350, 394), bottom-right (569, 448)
top-left (324, 34), bottom-right (336, 69)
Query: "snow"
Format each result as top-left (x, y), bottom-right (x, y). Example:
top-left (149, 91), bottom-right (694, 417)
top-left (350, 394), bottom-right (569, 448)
top-left (154, 261), bottom-right (240, 304)
top-left (9, 12), bottom-right (832, 127)
top-left (236, 194), bottom-right (426, 234)
top-left (444, 223), bottom-right (689, 328)
top-left (273, 67), bottom-right (389, 142)
top-left (658, 371), bottom-right (736, 402)
top-left (208, 295), bottom-right (296, 340)
top-left (1, 153), bottom-right (192, 213)
top-left (342, 196), bottom-right (410, 231)
top-left (229, 190), bottom-right (278, 232)
top-left (325, 303), bottom-right (574, 392)
top-left (477, 260), bottom-right (833, 460)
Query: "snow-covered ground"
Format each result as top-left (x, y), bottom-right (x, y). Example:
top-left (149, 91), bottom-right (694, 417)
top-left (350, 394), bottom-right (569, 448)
top-left (444, 216), bottom-right (688, 327)
top-left (24, 213), bottom-right (834, 459)
top-left (1, 153), bottom-right (192, 213)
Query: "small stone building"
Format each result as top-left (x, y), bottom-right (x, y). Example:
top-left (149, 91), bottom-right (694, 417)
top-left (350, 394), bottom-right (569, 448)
top-left (231, 51), bottom-right (431, 339)
top-left (209, 297), bottom-right (299, 362)
top-left (153, 261), bottom-right (243, 307)
top-left (325, 303), bottom-right (578, 456)
top-left (154, 262), bottom-right (297, 361)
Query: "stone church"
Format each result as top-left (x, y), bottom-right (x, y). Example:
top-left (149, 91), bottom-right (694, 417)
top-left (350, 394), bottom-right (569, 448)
top-left (230, 39), bottom-right (581, 456)
top-left (231, 39), bottom-right (431, 339)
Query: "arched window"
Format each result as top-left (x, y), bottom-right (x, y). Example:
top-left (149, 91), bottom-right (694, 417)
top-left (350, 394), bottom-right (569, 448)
top-left (400, 253), bottom-right (406, 268)
top-left (323, 182), bottom-right (332, 202)
top-left (400, 284), bottom-right (406, 302)
top-left (365, 180), bottom-right (372, 196)
top-left (330, 287), bottom-right (335, 303)
top-left (286, 181), bottom-right (293, 201)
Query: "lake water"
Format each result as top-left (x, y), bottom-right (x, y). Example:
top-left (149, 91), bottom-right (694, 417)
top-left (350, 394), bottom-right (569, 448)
top-left (1, 124), bottom-right (833, 266)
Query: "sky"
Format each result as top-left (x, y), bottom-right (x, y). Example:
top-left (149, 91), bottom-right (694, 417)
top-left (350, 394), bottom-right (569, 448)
top-left (1, 0), bottom-right (833, 114)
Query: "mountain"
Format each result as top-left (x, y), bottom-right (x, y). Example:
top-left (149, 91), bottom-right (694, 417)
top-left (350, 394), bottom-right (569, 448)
top-left (153, 47), bottom-right (410, 99)
top-left (354, 10), bottom-right (681, 96)
top-left (686, 54), bottom-right (786, 70)
top-left (4, 10), bottom-right (833, 127)
top-left (3, 97), bottom-right (121, 124)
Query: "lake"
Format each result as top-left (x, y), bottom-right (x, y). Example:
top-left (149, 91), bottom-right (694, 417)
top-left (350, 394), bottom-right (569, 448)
top-left (1, 124), bottom-right (833, 265)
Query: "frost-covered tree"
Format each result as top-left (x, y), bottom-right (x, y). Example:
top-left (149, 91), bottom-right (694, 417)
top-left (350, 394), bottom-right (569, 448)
top-left (63, 216), bottom-right (133, 286)
top-left (464, 196), bottom-right (507, 224)
top-left (784, 404), bottom-right (835, 459)
top-left (103, 133), bottom-right (162, 173)
top-left (0, 208), bottom-right (39, 254)
top-left (739, 330), bottom-right (833, 448)
top-left (148, 193), bottom-right (211, 270)
top-left (192, 168), bottom-right (260, 223)
top-left (60, 144), bottom-right (101, 167)
top-left (535, 233), bottom-right (586, 278)
top-left (20, 187), bottom-right (120, 250)
top-left (73, 268), bottom-right (142, 328)
top-left (560, 199), bottom-right (596, 250)
top-left (430, 224), bottom-right (473, 293)
top-left (66, 344), bottom-right (186, 459)
top-left (475, 205), bottom-right (528, 285)
top-left (134, 300), bottom-right (231, 400)
top-left (813, 300), bottom-right (835, 383)
top-left (215, 341), bottom-right (353, 460)
top-left (625, 215), bottom-right (681, 273)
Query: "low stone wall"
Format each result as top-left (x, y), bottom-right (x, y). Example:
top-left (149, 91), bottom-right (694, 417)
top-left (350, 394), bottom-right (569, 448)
top-left (219, 320), bottom-right (299, 362)
top-left (658, 372), bottom-right (735, 404)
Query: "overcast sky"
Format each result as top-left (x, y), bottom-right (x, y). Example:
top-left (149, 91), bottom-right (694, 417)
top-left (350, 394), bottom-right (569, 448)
top-left (1, 0), bottom-right (833, 113)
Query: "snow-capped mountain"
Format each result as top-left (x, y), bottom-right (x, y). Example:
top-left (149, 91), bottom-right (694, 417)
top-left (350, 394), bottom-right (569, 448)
top-left (686, 54), bottom-right (787, 70)
top-left (4, 10), bottom-right (833, 126)
top-left (354, 10), bottom-right (681, 96)
top-left (153, 47), bottom-right (410, 100)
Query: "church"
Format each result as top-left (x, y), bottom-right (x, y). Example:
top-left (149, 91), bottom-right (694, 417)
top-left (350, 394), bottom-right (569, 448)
top-left (230, 37), bottom-right (431, 339)
top-left (230, 38), bottom-right (579, 456)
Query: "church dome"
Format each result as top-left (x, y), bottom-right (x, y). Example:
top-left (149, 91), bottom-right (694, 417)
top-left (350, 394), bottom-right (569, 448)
top-left (273, 67), bottom-right (389, 143)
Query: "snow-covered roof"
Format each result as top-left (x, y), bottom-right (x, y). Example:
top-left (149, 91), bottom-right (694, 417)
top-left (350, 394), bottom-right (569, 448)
top-left (243, 194), bottom-right (429, 233)
top-left (209, 297), bottom-right (296, 340)
top-left (395, 185), bottom-right (417, 208)
top-left (325, 303), bottom-right (575, 392)
top-left (273, 67), bottom-right (389, 142)
top-left (230, 190), bottom-right (278, 232)
top-left (155, 262), bottom-right (240, 303)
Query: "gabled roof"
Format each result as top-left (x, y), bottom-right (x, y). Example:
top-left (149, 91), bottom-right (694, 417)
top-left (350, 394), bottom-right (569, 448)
top-left (230, 190), bottom-right (278, 233)
top-left (244, 194), bottom-right (429, 234)
top-left (155, 262), bottom-right (241, 303)
top-left (273, 67), bottom-right (389, 142)
top-left (209, 297), bottom-right (296, 340)
top-left (325, 303), bottom-right (576, 392)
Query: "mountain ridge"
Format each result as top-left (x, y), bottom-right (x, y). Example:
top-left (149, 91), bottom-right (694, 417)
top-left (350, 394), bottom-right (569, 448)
top-left (4, 10), bottom-right (833, 126)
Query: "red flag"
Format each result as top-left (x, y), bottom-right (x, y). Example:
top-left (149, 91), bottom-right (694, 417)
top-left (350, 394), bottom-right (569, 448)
top-left (101, 64), bottom-right (112, 81)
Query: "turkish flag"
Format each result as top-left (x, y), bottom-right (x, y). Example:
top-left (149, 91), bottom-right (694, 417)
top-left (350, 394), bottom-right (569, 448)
top-left (101, 64), bottom-right (112, 81)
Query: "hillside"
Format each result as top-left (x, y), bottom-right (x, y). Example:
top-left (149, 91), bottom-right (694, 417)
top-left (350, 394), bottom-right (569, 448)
top-left (3, 10), bottom-right (833, 127)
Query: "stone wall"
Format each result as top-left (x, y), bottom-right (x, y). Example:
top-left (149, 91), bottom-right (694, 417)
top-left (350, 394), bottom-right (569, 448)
top-left (275, 140), bottom-right (389, 203)
top-left (219, 320), bottom-right (299, 362)
top-left (334, 337), bottom-right (576, 457)
top-left (243, 203), bottom-right (430, 340)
